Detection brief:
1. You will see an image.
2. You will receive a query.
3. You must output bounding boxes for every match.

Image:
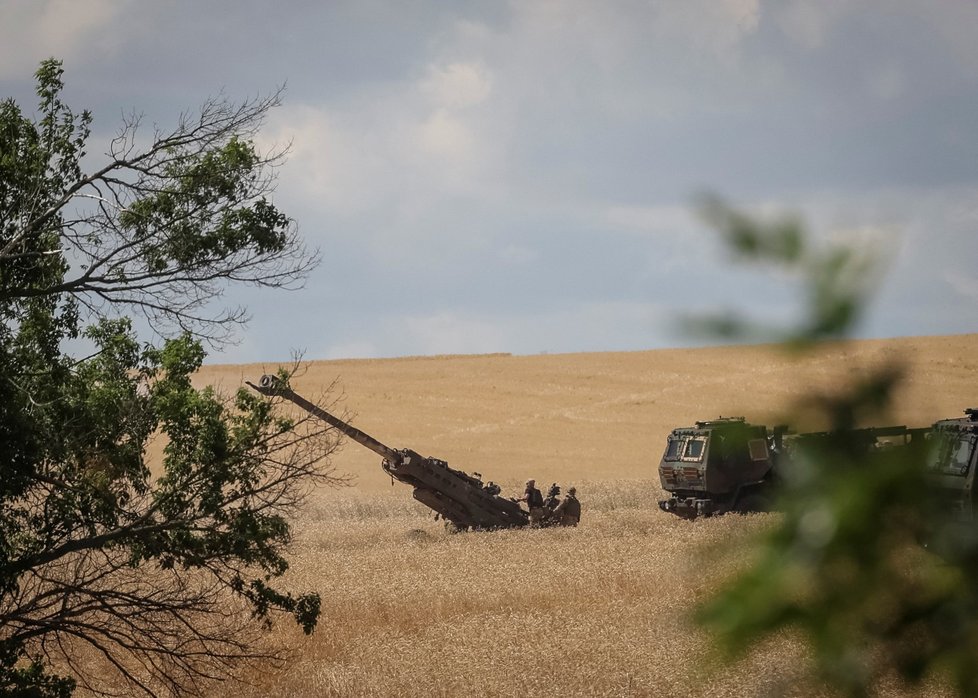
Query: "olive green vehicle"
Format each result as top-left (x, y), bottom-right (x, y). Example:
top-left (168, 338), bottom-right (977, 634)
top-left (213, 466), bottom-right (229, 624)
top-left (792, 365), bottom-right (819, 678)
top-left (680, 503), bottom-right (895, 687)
top-left (925, 408), bottom-right (978, 521)
top-left (657, 416), bottom-right (921, 519)
top-left (657, 417), bottom-right (783, 519)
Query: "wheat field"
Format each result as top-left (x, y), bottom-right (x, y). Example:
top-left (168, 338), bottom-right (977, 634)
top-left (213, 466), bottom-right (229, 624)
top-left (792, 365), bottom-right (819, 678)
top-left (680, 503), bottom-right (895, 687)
top-left (188, 335), bottom-right (976, 697)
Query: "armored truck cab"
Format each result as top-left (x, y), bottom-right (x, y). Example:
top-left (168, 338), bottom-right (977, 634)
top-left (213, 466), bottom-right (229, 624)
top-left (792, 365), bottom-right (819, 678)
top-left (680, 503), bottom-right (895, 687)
top-left (658, 417), bottom-right (777, 518)
top-left (658, 413), bottom-right (931, 520)
top-left (926, 409), bottom-right (978, 521)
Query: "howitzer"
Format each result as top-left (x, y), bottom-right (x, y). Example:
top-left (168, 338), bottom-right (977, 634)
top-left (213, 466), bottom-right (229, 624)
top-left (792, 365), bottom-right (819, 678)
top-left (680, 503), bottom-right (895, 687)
top-left (248, 375), bottom-right (529, 530)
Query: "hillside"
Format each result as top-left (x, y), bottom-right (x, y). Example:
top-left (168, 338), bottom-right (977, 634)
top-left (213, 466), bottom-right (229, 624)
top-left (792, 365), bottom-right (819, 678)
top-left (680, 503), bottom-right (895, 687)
top-left (198, 334), bottom-right (978, 494)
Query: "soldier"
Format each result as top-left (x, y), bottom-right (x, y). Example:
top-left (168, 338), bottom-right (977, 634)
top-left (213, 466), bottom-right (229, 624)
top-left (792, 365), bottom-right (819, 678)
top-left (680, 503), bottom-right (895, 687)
top-left (542, 483), bottom-right (561, 512)
top-left (552, 486), bottom-right (581, 526)
top-left (520, 479), bottom-right (545, 526)
top-left (540, 483), bottom-right (562, 526)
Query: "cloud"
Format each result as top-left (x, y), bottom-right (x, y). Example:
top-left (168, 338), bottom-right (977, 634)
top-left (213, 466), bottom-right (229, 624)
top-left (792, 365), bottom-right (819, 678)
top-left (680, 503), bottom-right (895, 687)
top-left (316, 300), bottom-right (673, 359)
top-left (259, 105), bottom-right (375, 215)
top-left (401, 312), bottom-right (508, 355)
top-left (0, 0), bottom-right (127, 79)
top-left (498, 244), bottom-right (537, 266)
top-left (774, 0), bottom-right (850, 50)
top-left (420, 62), bottom-right (492, 109)
top-left (322, 340), bottom-right (384, 361)
top-left (604, 205), bottom-right (701, 238)
top-left (944, 272), bottom-right (978, 303)
top-left (653, 0), bottom-right (761, 55)
top-left (418, 109), bottom-right (478, 162)
top-left (4, 1), bottom-right (978, 363)
top-left (261, 62), bottom-right (500, 226)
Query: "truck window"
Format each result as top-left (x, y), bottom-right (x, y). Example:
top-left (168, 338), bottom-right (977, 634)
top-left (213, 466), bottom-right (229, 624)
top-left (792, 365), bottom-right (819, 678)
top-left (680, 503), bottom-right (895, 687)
top-left (683, 438), bottom-right (706, 461)
top-left (664, 438), bottom-right (682, 461)
top-left (931, 434), bottom-right (976, 476)
top-left (748, 438), bottom-right (768, 461)
top-left (949, 437), bottom-right (975, 475)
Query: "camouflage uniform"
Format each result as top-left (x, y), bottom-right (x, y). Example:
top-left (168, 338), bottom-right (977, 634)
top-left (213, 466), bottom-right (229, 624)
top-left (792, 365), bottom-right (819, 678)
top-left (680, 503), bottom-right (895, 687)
top-left (552, 488), bottom-right (581, 527)
top-left (521, 480), bottom-right (545, 526)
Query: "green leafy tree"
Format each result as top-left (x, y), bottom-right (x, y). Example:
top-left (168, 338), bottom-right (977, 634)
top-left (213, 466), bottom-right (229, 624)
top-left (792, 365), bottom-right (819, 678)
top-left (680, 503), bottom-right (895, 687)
top-left (694, 198), bottom-right (978, 696)
top-left (0, 60), bottom-right (338, 696)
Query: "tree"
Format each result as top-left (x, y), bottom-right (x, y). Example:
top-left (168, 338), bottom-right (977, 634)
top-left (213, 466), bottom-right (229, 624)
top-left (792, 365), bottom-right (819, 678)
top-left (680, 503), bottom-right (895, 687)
top-left (693, 198), bottom-right (978, 696)
top-left (0, 59), bottom-right (338, 696)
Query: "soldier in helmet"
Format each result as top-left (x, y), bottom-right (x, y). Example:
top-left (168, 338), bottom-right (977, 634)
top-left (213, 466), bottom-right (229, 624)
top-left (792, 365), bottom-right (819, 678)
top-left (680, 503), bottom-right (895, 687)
top-left (551, 486), bottom-right (581, 527)
top-left (542, 483), bottom-right (561, 512)
top-left (540, 483), bottom-right (562, 526)
top-left (519, 479), bottom-right (545, 526)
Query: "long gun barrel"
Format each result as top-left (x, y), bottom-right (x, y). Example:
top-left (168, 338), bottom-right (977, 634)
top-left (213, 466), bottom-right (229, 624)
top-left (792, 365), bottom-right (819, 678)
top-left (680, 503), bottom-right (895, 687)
top-left (248, 375), bottom-right (529, 530)
top-left (248, 374), bottom-right (400, 463)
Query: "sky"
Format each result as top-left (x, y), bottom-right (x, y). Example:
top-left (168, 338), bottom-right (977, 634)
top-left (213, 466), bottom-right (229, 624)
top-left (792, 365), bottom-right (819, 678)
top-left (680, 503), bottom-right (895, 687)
top-left (1, 0), bottom-right (977, 363)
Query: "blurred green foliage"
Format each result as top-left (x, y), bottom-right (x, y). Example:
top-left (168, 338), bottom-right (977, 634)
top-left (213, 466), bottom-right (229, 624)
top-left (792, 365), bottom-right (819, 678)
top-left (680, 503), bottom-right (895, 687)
top-left (691, 194), bottom-right (881, 350)
top-left (693, 198), bottom-right (978, 696)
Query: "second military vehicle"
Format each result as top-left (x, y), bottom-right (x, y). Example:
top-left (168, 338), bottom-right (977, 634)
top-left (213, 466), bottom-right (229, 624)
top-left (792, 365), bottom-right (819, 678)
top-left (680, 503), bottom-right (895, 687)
top-left (924, 408), bottom-right (978, 521)
top-left (657, 415), bottom-right (923, 519)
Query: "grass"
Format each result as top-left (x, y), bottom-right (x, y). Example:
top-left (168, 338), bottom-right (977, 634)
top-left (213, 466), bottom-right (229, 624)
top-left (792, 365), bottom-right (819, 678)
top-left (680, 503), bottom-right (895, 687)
top-left (222, 481), bottom-right (804, 697)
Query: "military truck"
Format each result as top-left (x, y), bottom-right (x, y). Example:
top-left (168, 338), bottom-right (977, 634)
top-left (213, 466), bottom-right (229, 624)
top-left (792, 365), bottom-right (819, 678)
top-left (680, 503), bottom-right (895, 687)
top-left (249, 374), bottom-right (531, 530)
top-left (924, 408), bottom-right (978, 521)
top-left (657, 416), bottom-right (921, 519)
top-left (657, 417), bottom-right (777, 518)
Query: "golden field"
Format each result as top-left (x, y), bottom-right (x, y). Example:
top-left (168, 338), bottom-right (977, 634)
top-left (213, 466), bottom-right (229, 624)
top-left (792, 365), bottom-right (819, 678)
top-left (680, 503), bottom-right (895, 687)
top-left (191, 334), bottom-right (977, 697)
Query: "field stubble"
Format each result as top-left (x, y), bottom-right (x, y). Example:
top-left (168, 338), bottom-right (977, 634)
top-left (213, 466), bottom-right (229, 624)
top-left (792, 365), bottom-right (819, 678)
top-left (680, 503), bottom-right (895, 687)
top-left (224, 482), bottom-right (817, 697)
top-left (191, 336), bottom-right (976, 697)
